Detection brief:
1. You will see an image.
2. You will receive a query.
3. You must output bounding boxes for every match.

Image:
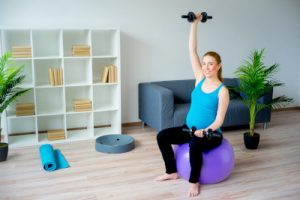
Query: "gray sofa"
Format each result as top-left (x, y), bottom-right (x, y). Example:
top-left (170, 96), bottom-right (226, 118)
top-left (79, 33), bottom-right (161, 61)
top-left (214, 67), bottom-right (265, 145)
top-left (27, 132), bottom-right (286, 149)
top-left (138, 78), bottom-right (273, 132)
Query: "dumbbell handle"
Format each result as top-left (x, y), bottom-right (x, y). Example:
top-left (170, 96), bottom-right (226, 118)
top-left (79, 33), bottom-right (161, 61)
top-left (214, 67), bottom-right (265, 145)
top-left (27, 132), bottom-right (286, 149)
top-left (182, 127), bottom-right (222, 139)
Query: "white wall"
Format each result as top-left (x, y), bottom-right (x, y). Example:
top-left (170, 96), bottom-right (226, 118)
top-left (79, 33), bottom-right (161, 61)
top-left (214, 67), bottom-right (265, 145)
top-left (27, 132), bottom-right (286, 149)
top-left (1, 0), bottom-right (299, 123)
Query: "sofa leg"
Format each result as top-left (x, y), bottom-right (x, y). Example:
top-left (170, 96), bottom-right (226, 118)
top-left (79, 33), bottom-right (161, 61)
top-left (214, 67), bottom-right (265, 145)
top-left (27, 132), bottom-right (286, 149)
top-left (263, 122), bottom-right (268, 129)
top-left (142, 122), bottom-right (145, 129)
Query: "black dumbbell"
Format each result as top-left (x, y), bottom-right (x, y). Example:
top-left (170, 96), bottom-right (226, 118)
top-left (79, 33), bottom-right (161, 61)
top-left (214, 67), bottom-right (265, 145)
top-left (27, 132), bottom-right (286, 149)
top-left (183, 127), bottom-right (222, 140)
top-left (181, 11), bottom-right (213, 23)
top-left (182, 126), bottom-right (197, 137)
top-left (203, 129), bottom-right (222, 140)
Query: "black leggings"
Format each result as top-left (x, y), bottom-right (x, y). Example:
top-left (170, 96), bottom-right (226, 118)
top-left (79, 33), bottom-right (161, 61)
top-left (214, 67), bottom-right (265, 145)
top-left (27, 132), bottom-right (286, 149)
top-left (156, 125), bottom-right (223, 183)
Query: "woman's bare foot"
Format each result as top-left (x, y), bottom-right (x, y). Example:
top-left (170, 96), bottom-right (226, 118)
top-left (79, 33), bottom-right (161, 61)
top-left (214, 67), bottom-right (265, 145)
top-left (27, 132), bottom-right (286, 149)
top-left (187, 183), bottom-right (200, 197)
top-left (154, 173), bottom-right (179, 181)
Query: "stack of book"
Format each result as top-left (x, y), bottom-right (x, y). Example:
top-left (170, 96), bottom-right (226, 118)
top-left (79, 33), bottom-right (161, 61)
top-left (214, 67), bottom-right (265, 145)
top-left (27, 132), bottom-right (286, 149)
top-left (72, 45), bottom-right (90, 56)
top-left (73, 99), bottom-right (92, 112)
top-left (47, 129), bottom-right (65, 141)
top-left (101, 65), bottom-right (118, 83)
top-left (48, 67), bottom-right (63, 86)
top-left (12, 45), bottom-right (32, 58)
top-left (16, 103), bottom-right (35, 116)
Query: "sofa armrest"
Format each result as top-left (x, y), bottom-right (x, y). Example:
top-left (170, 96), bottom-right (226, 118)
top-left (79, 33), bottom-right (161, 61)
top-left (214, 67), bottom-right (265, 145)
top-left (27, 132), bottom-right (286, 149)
top-left (139, 83), bottom-right (174, 131)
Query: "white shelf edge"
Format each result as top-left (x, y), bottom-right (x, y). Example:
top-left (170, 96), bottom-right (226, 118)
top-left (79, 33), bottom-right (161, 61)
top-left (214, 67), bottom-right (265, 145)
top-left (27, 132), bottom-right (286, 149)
top-left (65, 83), bottom-right (91, 87)
top-left (92, 55), bottom-right (117, 59)
top-left (66, 110), bottom-right (92, 115)
top-left (93, 82), bottom-right (118, 86)
top-left (93, 107), bottom-right (118, 112)
top-left (6, 114), bottom-right (35, 119)
top-left (36, 112), bottom-right (65, 117)
top-left (33, 56), bottom-right (62, 60)
top-left (63, 56), bottom-right (91, 59)
top-left (35, 85), bottom-right (64, 89)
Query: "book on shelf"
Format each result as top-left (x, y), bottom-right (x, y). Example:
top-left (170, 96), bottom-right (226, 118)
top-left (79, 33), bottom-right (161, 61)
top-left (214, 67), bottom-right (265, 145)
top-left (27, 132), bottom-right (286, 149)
top-left (48, 129), bottom-right (65, 141)
top-left (72, 44), bottom-right (90, 56)
top-left (48, 68), bottom-right (54, 85)
top-left (48, 67), bottom-right (63, 86)
top-left (113, 66), bottom-right (117, 82)
top-left (12, 45), bottom-right (32, 58)
top-left (59, 68), bottom-right (63, 85)
top-left (100, 65), bottom-right (118, 83)
top-left (54, 68), bottom-right (58, 86)
top-left (16, 103), bottom-right (35, 116)
top-left (109, 65), bottom-right (113, 83)
top-left (73, 99), bottom-right (92, 112)
top-left (101, 67), bottom-right (109, 83)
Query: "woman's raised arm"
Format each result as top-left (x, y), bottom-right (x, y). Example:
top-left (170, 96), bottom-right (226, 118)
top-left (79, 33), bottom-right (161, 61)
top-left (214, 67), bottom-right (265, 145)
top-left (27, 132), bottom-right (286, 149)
top-left (189, 13), bottom-right (204, 84)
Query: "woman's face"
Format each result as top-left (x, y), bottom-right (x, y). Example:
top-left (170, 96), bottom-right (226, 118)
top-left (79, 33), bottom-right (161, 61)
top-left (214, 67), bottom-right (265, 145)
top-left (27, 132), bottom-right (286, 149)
top-left (202, 55), bottom-right (221, 78)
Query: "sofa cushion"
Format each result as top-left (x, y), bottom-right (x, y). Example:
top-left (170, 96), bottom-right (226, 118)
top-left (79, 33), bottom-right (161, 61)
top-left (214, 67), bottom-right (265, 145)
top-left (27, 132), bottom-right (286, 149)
top-left (223, 99), bottom-right (249, 127)
top-left (223, 78), bottom-right (239, 87)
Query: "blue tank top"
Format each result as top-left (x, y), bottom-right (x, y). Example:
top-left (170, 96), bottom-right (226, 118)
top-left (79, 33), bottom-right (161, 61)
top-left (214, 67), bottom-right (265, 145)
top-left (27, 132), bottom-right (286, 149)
top-left (186, 78), bottom-right (224, 132)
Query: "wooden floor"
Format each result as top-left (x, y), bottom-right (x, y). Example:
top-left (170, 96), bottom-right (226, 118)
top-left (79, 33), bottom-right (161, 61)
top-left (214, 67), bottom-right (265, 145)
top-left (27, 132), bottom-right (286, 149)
top-left (0, 110), bottom-right (300, 200)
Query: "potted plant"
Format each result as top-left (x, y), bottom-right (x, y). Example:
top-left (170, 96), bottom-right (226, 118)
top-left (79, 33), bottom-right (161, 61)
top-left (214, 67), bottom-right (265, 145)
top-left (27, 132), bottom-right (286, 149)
top-left (0, 52), bottom-right (30, 161)
top-left (231, 49), bottom-right (292, 149)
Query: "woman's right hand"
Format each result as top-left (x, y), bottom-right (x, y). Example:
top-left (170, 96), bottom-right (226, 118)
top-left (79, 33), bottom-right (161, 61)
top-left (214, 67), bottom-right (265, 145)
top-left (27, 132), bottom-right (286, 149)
top-left (192, 13), bottom-right (203, 24)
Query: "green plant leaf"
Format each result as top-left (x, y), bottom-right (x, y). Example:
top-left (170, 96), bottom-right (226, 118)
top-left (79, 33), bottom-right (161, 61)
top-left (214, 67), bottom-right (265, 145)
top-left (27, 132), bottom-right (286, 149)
top-left (234, 49), bottom-right (293, 133)
top-left (268, 96), bottom-right (293, 109)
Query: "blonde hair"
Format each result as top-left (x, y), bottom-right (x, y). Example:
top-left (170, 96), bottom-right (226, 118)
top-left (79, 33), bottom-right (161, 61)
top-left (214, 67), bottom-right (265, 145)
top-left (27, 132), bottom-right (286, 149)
top-left (203, 51), bottom-right (223, 82)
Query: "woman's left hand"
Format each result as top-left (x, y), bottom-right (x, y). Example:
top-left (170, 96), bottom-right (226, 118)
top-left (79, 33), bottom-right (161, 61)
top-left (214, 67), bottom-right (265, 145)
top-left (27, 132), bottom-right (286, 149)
top-left (194, 129), bottom-right (205, 137)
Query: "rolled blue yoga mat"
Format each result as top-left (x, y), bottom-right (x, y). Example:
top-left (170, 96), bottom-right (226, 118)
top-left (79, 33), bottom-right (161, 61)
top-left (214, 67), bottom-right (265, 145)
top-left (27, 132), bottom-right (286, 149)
top-left (39, 144), bottom-right (70, 171)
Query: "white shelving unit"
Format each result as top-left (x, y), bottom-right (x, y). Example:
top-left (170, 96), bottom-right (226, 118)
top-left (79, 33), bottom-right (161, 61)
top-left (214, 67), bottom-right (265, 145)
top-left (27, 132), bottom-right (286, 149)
top-left (0, 28), bottom-right (121, 148)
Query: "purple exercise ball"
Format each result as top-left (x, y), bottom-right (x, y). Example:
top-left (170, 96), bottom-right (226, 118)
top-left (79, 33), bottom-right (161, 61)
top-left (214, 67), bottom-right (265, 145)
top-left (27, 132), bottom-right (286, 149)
top-left (175, 138), bottom-right (234, 184)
